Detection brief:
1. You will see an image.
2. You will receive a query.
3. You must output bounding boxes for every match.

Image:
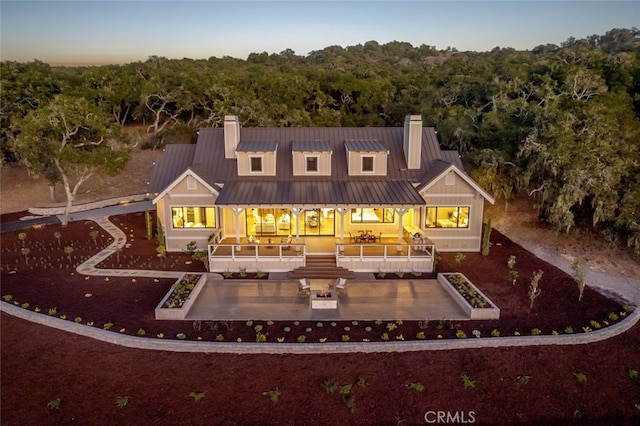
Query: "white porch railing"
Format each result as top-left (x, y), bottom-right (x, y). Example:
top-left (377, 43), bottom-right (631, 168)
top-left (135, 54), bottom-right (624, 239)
top-left (208, 243), bottom-right (306, 273)
top-left (335, 243), bottom-right (435, 273)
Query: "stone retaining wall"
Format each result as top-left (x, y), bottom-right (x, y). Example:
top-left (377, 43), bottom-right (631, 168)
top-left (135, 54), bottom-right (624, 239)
top-left (2, 302), bottom-right (637, 354)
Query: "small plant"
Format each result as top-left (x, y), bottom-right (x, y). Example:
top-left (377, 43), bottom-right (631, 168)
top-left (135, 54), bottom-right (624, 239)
top-left (185, 240), bottom-right (197, 255)
top-left (528, 270), bottom-right (543, 311)
top-left (255, 332), bottom-right (267, 343)
top-left (408, 381), bottom-right (425, 392)
top-left (456, 330), bottom-right (467, 339)
top-left (357, 376), bottom-right (368, 389)
top-left (380, 332), bottom-right (389, 341)
top-left (517, 375), bottom-right (531, 385)
top-left (411, 269), bottom-right (422, 277)
top-left (416, 331), bottom-right (426, 339)
top-left (156, 221), bottom-right (165, 246)
top-left (572, 257), bottom-right (587, 301)
top-left (89, 230), bottom-right (99, 247)
top-left (156, 245), bottom-right (166, 264)
top-left (2, 295), bottom-right (13, 302)
top-left (454, 251), bottom-right (466, 264)
top-left (189, 391), bottom-right (205, 402)
top-left (461, 374), bottom-right (476, 389)
top-left (490, 329), bottom-right (500, 337)
top-left (18, 232), bottom-right (27, 247)
top-left (222, 270), bottom-right (233, 278)
top-left (74, 316), bottom-right (82, 323)
top-left (263, 388), bottom-right (281, 403)
top-left (377, 270), bottom-right (386, 278)
top-left (54, 231), bottom-right (62, 247)
top-left (103, 322), bottom-right (114, 330)
top-left (296, 335), bottom-right (306, 343)
top-left (239, 267), bottom-right (247, 277)
top-left (531, 328), bottom-right (542, 335)
top-left (145, 210), bottom-right (153, 240)
top-left (137, 328), bottom-right (146, 336)
top-left (590, 320), bottom-right (601, 329)
top-left (115, 395), bottom-right (130, 408)
top-left (21, 247), bottom-right (30, 264)
top-left (21, 302), bottom-right (30, 309)
top-left (396, 270), bottom-right (405, 278)
top-left (564, 326), bottom-right (574, 334)
top-left (418, 320), bottom-right (429, 329)
top-left (341, 335), bottom-right (350, 341)
top-left (63, 246), bottom-right (74, 263)
top-left (47, 398), bottom-right (61, 410)
top-left (508, 269), bottom-right (519, 286)
top-left (574, 372), bottom-right (587, 383)
top-left (215, 334), bottom-right (224, 341)
top-left (386, 322), bottom-right (397, 332)
top-left (176, 333), bottom-right (187, 339)
top-left (322, 378), bottom-right (338, 393)
top-left (256, 270), bottom-right (267, 278)
top-left (627, 368), bottom-right (638, 380)
top-left (608, 312), bottom-right (619, 321)
top-left (339, 384), bottom-right (352, 395)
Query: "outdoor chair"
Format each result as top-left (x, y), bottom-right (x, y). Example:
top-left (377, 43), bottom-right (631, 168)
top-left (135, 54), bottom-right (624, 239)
top-left (336, 277), bottom-right (347, 294)
top-left (281, 235), bottom-right (292, 250)
top-left (298, 278), bottom-right (311, 295)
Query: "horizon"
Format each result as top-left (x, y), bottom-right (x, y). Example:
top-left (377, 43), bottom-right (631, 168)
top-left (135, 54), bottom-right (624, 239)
top-left (1, 1), bottom-right (639, 66)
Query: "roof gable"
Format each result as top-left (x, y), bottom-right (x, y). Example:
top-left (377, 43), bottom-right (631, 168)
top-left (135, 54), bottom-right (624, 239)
top-left (152, 168), bottom-right (221, 205)
top-left (417, 163), bottom-right (495, 204)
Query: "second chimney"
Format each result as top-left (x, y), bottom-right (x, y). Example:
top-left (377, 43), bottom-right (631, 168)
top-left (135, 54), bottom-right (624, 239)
top-left (224, 115), bottom-right (240, 159)
top-left (403, 115), bottom-right (422, 169)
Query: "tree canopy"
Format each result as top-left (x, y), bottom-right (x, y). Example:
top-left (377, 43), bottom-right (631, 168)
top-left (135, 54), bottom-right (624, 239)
top-left (2, 28), bottom-right (639, 253)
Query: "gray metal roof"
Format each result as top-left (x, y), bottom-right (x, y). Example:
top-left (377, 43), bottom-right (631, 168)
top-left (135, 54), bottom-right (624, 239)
top-left (215, 180), bottom-right (425, 207)
top-left (344, 140), bottom-right (388, 152)
top-left (150, 124), bottom-right (470, 206)
top-left (236, 140), bottom-right (278, 152)
top-left (291, 140), bottom-right (332, 152)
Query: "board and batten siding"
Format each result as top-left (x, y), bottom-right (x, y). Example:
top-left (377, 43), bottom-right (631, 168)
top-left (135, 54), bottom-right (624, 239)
top-left (420, 171), bottom-right (487, 252)
top-left (292, 151), bottom-right (332, 176)
top-left (347, 151), bottom-right (387, 176)
top-left (237, 151), bottom-right (277, 176)
top-left (158, 175), bottom-right (219, 252)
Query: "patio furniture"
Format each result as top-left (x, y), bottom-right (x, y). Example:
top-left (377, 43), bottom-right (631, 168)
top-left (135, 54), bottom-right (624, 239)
top-left (281, 235), bottom-right (292, 250)
top-left (298, 278), bottom-right (311, 295)
top-left (336, 277), bottom-right (347, 294)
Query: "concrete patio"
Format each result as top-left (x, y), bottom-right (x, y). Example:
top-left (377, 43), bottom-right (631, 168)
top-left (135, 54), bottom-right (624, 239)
top-left (185, 278), bottom-right (468, 321)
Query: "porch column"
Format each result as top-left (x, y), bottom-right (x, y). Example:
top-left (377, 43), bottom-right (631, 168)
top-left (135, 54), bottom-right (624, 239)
top-left (335, 208), bottom-right (348, 244)
top-left (230, 208), bottom-right (244, 250)
top-left (394, 208), bottom-right (410, 251)
top-left (290, 207), bottom-right (304, 251)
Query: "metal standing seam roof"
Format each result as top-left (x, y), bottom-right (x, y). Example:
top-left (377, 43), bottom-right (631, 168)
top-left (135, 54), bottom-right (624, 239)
top-left (150, 125), bottom-right (469, 206)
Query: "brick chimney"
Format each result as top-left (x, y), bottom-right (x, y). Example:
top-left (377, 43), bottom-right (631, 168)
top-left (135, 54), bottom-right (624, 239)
top-left (224, 115), bottom-right (240, 159)
top-left (403, 115), bottom-right (422, 169)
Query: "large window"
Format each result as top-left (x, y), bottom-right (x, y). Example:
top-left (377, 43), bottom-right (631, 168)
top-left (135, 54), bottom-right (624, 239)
top-left (171, 207), bottom-right (216, 228)
top-left (351, 208), bottom-right (395, 223)
top-left (426, 207), bottom-right (470, 228)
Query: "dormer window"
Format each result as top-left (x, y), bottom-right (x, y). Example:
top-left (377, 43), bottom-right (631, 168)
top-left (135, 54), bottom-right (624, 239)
top-left (306, 156), bottom-right (319, 173)
top-left (362, 156), bottom-right (374, 173)
top-left (250, 156), bottom-right (263, 173)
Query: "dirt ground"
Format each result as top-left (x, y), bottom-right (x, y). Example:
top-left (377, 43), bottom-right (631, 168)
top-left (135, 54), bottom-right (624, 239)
top-left (2, 151), bottom-right (640, 424)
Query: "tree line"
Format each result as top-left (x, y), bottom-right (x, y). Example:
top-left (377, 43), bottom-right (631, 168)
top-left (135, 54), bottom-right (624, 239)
top-left (2, 28), bottom-right (639, 254)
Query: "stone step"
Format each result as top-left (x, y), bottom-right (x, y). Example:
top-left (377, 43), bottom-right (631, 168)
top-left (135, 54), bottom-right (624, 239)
top-left (288, 266), bottom-right (355, 279)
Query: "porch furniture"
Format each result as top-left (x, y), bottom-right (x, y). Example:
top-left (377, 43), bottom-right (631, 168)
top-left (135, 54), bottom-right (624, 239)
top-left (281, 235), bottom-right (292, 250)
top-left (278, 213), bottom-right (291, 230)
top-left (336, 277), bottom-right (347, 294)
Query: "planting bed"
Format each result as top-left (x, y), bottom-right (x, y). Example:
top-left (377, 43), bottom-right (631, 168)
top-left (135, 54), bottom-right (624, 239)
top-left (1, 211), bottom-right (639, 425)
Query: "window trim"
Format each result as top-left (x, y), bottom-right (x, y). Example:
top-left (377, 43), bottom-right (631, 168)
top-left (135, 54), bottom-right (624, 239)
top-left (361, 156), bottom-right (374, 173)
top-left (350, 208), bottom-right (396, 224)
top-left (305, 155), bottom-right (319, 173)
top-left (171, 206), bottom-right (217, 229)
top-left (250, 156), bottom-right (263, 173)
top-left (425, 206), bottom-right (470, 229)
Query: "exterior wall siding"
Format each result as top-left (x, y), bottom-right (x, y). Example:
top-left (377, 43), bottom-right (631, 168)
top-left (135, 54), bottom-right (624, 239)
top-left (237, 151), bottom-right (276, 176)
top-left (292, 151), bottom-right (331, 176)
top-left (347, 151), bottom-right (387, 176)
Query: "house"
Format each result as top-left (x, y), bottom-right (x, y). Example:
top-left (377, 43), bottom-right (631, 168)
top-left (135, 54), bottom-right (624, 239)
top-left (148, 115), bottom-right (494, 273)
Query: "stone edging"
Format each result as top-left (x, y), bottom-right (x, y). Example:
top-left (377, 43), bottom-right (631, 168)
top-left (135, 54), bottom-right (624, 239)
top-left (28, 194), bottom-right (149, 216)
top-left (1, 301), bottom-right (637, 354)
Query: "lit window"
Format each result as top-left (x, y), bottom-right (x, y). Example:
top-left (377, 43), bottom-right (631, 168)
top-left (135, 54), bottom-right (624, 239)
top-left (351, 208), bottom-right (395, 223)
top-left (306, 156), bottom-right (318, 172)
top-left (425, 207), bottom-right (470, 228)
top-left (171, 207), bottom-right (216, 228)
top-left (250, 157), bottom-right (262, 172)
top-left (362, 156), bottom-right (374, 172)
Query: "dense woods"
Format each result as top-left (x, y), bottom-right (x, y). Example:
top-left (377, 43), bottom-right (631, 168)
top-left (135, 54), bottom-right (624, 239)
top-left (2, 28), bottom-right (639, 254)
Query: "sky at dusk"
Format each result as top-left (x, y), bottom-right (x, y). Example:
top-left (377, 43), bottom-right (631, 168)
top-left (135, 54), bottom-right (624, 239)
top-left (1, 1), bottom-right (638, 66)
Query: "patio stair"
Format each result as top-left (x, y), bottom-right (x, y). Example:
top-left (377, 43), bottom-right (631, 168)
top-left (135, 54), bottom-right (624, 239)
top-left (288, 255), bottom-right (356, 279)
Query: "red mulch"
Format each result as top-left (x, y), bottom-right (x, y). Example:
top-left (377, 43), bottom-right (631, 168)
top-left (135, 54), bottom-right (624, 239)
top-left (1, 212), bottom-right (639, 425)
